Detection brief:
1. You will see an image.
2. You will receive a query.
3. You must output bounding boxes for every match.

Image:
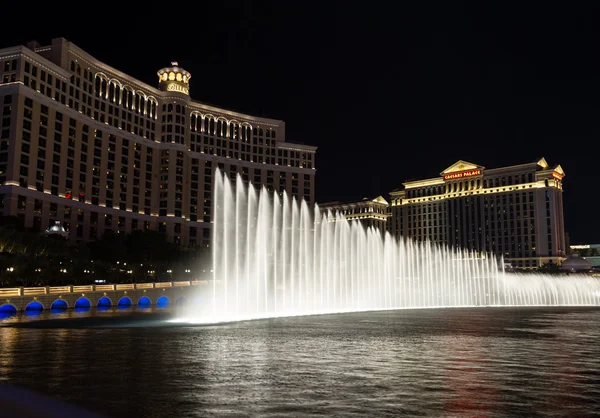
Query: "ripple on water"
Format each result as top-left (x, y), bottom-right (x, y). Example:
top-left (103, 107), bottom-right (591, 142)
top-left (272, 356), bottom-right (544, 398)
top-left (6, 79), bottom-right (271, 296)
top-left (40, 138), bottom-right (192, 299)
top-left (0, 307), bottom-right (600, 417)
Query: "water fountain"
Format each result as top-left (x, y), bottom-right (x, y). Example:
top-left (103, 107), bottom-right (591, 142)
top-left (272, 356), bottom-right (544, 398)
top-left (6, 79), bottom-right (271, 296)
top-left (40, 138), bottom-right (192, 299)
top-left (176, 169), bottom-right (600, 323)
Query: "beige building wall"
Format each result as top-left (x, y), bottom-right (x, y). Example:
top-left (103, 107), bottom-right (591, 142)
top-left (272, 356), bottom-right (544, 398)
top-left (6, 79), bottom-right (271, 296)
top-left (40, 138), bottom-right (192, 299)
top-left (0, 38), bottom-right (317, 247)
top-left (320, 196), bottom-right (390, 234)
top-left (388, 159), bottom-right (567, 269)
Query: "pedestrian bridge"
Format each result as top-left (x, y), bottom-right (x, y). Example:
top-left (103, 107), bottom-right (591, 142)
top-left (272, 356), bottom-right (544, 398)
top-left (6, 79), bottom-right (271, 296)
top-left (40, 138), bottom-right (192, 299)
top-left (0, 281), bottom-right (211, 313)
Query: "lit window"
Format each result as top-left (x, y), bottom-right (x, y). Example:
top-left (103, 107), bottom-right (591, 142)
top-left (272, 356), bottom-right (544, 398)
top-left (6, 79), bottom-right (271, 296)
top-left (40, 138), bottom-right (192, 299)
top-left (176, 73), bottom-right (182, 82)
top-left (161, 73), bottom-right (168, 81)
top-left (169, 72), bottom-right (175, 81)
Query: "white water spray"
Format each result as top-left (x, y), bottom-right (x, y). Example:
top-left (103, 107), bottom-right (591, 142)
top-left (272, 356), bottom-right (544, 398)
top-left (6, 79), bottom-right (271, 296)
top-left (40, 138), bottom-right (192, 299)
top-left (177, 169), bottom-right (600, 323)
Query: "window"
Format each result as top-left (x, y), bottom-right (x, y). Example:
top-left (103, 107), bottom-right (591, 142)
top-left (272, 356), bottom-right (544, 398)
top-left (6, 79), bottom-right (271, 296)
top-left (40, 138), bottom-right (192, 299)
top-left (17, 195), bottom-right (26, 209)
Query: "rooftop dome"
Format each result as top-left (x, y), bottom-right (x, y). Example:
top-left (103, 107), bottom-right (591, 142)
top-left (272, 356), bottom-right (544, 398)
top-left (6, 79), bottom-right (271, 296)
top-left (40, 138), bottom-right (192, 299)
top-left (44, 221), bottom-right (69, 239)
top-left (157, 62), bottom-right (191, 95)
top-left (560, 254), bottom-right (592, 272)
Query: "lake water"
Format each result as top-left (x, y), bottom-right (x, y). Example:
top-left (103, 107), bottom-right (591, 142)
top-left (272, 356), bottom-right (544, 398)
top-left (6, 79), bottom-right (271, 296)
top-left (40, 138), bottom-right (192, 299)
top-left (1, 307), bottom-right (600, 417)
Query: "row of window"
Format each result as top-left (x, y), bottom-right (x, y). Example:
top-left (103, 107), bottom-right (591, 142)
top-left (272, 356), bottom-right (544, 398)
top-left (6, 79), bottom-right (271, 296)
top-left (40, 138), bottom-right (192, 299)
top-left (18, 98), bottom-right (157, 215)
top-left (390, 188), bottom-right (560, 257)
top-left (1, 59), bottom-right (17, 83)
top-left (0, 95), bottom-right (10, 184)
top-left (11, 194), bottom-right (210, 247)
top-left (1, 55), bottom-right (317, 171)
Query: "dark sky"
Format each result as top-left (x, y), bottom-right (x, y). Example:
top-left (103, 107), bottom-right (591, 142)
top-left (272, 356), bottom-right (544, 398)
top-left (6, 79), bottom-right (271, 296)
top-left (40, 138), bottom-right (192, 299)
top-left (4, 2), bottom-right (600, 243)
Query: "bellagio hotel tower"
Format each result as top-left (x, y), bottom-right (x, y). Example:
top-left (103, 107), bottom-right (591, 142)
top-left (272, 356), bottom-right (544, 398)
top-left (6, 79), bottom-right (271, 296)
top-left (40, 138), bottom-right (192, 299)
top-left (0, 37), bottom-right (317, 247)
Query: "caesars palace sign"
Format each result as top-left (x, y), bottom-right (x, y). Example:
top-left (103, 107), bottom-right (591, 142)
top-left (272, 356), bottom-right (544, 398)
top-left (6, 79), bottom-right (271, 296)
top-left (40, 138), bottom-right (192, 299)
top-left (443, 169), bottom-right (482, 180)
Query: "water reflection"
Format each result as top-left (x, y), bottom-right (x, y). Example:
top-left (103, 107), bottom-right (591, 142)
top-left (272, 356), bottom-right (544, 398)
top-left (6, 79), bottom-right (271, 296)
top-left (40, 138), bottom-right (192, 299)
top-left (25, 309), bottom-right (42, 317)
top-left (0, 326), bottom-right (18, 375)
top-left (75, 307), bottom-right (91, 314)
top-left (438, 335), bottom-right (499, 416)
top-left (51, 308), bottom-right (69, 315)
top-left (0, 312), bottom-right (15, 320)
top-left (0, 308), bottom-right (599, 417)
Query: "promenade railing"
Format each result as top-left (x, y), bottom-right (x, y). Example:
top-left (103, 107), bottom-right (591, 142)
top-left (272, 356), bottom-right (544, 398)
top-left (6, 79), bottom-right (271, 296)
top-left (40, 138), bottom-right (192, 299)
top-left (0, 280), bottom-right (209, 297)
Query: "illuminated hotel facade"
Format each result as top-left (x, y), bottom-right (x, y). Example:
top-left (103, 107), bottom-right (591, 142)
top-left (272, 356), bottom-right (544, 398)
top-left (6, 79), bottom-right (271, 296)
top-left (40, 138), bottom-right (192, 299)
top-left (319, 196), bottom-right (390, 234)
top-left (0, 38), bottom-right (316, 246)
top-left (388, 159), bottom-right (566, 268)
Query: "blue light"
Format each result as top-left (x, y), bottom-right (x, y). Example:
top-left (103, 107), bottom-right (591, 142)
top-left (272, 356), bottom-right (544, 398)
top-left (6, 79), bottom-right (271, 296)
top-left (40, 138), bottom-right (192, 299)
top-left (97, 297), bottom-right (112, 308)
top-left (51, 299), bottom-right (68, 310)
top-left (0, 304), bottom-right (17, 318)
top-left (74, 297), bottom-right (91, 311)
top-left (25, 301), bottom-right (43, 312)
top-left (0, 304), bottom-right (17, 313)
top-left (117, 297), bottom-right (132, 307)
top-left (138, 296), bottom-right (152, 307)
top-left (157, 296), bottom-right (170, 308)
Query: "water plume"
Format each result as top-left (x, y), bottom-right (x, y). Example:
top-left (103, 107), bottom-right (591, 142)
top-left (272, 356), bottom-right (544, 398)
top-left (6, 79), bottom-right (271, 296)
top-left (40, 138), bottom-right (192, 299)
top-left (176, 169), bottom-right (600, 323)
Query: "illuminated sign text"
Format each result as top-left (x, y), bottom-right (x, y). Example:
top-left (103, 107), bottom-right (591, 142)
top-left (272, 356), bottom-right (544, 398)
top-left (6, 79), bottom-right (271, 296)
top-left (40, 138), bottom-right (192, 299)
top-left (166, 82), bottom-right (189, 95)
top-left (444, 169), bottom-right (482, 180)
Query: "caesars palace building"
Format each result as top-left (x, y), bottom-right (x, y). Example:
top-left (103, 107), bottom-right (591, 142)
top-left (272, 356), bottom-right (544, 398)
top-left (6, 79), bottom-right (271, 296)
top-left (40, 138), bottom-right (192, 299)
top-left (388, 159), bottom-right (567, 268)
top-left (0, 37), bottom-right (316, 247)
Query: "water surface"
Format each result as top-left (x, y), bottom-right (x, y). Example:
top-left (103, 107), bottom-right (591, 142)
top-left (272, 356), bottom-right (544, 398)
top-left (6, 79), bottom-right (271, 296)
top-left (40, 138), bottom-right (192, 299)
top-left (1, 307), bottom-right (599, 417)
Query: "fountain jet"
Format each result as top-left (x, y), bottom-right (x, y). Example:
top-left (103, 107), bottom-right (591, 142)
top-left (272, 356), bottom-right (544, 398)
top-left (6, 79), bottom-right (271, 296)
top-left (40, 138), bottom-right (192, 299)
top-left (178, 169), bottom-right (600, 323)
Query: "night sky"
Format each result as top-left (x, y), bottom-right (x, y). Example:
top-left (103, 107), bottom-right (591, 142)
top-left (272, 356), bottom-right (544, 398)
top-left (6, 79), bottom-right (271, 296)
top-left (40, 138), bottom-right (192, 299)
top-left (4, 3), bottom-right (600, 243)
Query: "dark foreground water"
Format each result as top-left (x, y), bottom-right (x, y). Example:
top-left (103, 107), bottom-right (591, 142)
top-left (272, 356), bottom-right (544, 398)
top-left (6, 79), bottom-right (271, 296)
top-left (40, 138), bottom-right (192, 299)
top-left (1, 307), bottom-right (600, 417)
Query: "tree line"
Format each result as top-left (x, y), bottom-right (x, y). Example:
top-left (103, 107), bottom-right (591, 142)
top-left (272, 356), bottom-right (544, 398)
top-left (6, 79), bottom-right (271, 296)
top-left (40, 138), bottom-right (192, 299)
top-left (0, 216), bottom-right (210, 288)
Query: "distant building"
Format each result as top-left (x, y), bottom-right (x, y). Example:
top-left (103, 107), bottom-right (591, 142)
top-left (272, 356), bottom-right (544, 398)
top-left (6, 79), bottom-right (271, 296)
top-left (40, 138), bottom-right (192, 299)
top-left (569, 244), bottom-right (600, 267)
top-left (388, 158), bottom-right (566, 269)
top-left (319, 196), bottom-right (390, 234)
top-left (0, 37), bottom-right (317, 246)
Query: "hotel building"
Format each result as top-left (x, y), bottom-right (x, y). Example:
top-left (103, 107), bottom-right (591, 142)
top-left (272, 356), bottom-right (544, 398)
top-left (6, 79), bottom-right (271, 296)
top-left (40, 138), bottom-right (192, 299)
top-left (319, 196), bottom-right (390, 234)
top-left (0, 37), bottom-right (316, 246)
top-left (388, 158), bottom-right (566, 268)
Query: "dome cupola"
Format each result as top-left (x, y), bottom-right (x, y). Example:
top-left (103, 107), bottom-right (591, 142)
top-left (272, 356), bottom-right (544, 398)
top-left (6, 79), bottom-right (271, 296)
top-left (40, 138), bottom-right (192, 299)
top-left (560, 255), bottom-right (592, 272)
top-left (157, 62), bottom-right (191, 95)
